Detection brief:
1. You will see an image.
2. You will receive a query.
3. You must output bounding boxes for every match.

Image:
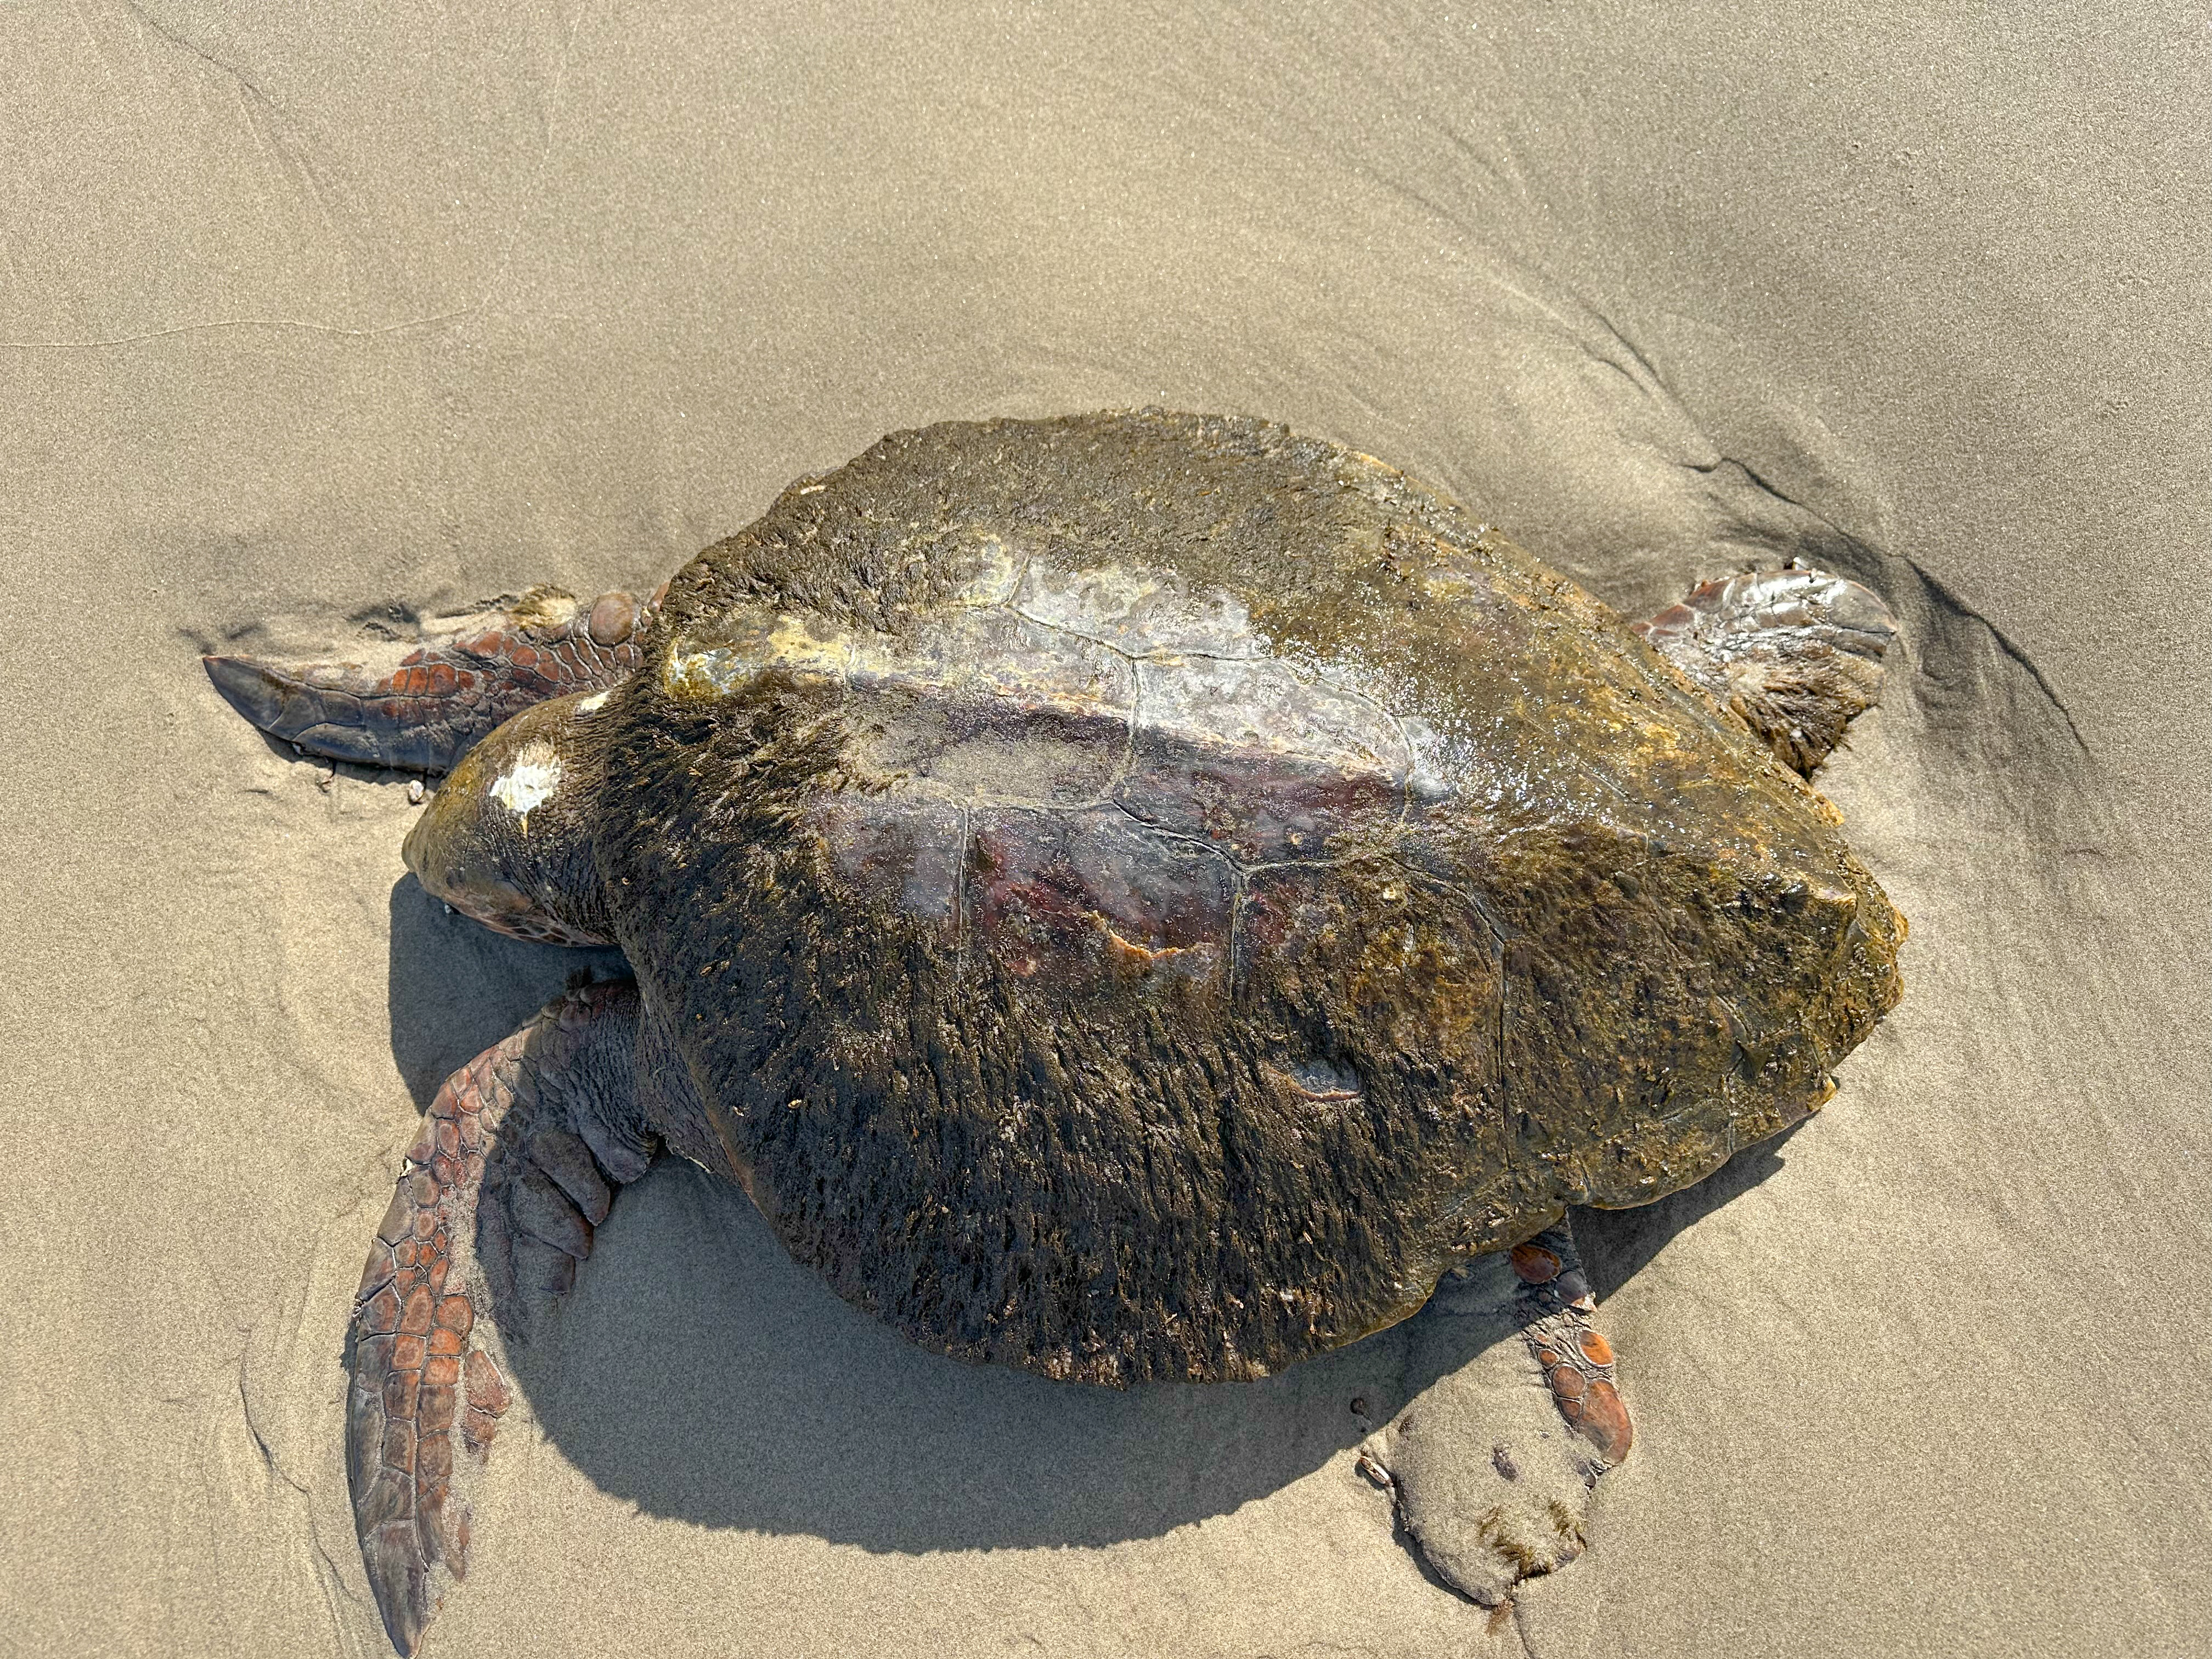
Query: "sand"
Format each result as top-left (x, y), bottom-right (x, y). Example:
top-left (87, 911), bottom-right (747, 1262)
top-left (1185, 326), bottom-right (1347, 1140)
top-left (3, 4), bottom-right (2205, 1656)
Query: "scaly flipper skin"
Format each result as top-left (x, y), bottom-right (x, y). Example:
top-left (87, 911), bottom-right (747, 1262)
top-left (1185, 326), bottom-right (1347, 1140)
top-left (1362, 1220), bottom-right (1628, 1606)
top-left (347, 981), bottom-right (653, 1654)
top-left (1636, 566), bottom-right (1896, 775)
top-left (205, 585), bottom-right (657, 774)
top-left (1506, 1226), bottom-right (1632, 1464)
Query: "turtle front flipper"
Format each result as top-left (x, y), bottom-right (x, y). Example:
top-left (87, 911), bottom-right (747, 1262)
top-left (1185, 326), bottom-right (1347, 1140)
top-left (347, 981), bottom-right (653, 1655)
top-left (1635, 566), bottom-right (1897, 775)
top-left (205, 584), bottom-right (658, 774)
top-left (1360, 1220), bottom-right (1629, 1608)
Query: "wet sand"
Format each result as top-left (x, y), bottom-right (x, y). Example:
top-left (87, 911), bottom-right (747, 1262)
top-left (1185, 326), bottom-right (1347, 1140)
top-left (3, 4), bottom-right (2204, 1656)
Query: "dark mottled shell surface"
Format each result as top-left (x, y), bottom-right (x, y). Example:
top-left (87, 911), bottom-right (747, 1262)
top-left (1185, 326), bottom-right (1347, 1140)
top-left (579, 411), bottom-right (1903, 1385)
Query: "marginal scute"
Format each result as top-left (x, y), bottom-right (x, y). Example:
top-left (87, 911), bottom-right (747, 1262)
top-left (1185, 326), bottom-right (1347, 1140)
top-left (580, 410), bottom-right (1905, 1386)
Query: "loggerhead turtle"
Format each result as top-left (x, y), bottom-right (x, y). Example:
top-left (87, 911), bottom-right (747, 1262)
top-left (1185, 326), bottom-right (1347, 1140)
top-left (206, 410), bottom-right (1905, 1653)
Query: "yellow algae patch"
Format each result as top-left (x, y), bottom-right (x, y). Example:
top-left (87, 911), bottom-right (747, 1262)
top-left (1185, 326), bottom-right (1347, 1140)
top-left (663, 609), bottom-right (855, 700)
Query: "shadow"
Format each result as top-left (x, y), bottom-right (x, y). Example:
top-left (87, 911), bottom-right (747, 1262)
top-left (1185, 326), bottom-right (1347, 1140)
top-left (377, 869), bottom-right (1658, 1551)
top-left (470, 1131), bottom-right (1807, 1555)
top-left (501, 1160), bottom-right (1476, 1551)
top-left (385, 876), bottom-right (628, 1107)
top-left (1570, 1119), bottom-right (1813, 1304)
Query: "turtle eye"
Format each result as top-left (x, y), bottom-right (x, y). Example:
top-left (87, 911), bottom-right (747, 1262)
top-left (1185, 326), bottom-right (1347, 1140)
top-left (457, 873), bottom-right (538, 930)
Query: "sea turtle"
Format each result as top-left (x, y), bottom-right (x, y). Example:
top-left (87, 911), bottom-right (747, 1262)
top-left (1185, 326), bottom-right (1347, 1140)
top-left (206, 410), bottom-right (1905, 1654)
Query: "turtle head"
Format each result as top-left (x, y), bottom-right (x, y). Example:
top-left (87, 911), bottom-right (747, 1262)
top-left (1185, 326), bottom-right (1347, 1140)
top-left (403, 691), bottom-right (615, 946)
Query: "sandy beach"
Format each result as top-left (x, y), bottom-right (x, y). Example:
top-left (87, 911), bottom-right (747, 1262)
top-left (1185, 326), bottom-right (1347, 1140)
top-left (3, 4), bottom-right (2204, 1656)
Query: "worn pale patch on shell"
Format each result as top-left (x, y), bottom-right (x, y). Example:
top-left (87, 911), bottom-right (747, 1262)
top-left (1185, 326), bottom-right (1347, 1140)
top-left (662, 562), bottom-right (1442, 913)
top-left (1012, 562), bottom-right (1266, 659)
top-left (810, 797), bottom-right (966, 921)
top-left (490, 740), bottom-right (563, 821)
top-left (845, 606), bottom-right (1136, 808)
top-left (1134, 653), bottom-right (1409, 774)
top-left (1398, 715), bottom-right (1453, 803)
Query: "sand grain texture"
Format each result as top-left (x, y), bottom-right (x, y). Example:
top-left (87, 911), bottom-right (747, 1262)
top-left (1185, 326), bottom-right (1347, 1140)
top-left (3, 4), bottom-right (2204, 1657)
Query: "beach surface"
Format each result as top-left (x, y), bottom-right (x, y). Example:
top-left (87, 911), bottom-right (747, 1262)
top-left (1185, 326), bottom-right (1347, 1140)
top-left (3, 4), bottom-right (2205, 1656)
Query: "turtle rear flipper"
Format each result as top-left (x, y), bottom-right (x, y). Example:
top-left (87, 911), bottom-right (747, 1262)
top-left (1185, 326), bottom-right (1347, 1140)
top-left (1363, 1220), bottom-right (1629, 1607)
top-left (347, 981), bottom-right (654, 1654)
top-left (205, 584), bottom-right (657, 775)
top-left (1636, 567), bottom-right (1897, 775)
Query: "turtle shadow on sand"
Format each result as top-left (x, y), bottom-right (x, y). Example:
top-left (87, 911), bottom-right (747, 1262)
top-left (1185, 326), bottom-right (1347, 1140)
top-left (384, 872), bottom-right (1793, 1555)
top-left (385, 877), bottom-right (625, 1113)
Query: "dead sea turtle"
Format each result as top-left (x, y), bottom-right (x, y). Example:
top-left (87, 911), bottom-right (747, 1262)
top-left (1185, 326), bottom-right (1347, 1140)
top-left (206, 410), bottom-right (1905, 1653)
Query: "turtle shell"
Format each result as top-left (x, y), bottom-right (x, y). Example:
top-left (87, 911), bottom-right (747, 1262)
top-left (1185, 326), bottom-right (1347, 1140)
top-left (578, 411), bottom-right (1904, 1385)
